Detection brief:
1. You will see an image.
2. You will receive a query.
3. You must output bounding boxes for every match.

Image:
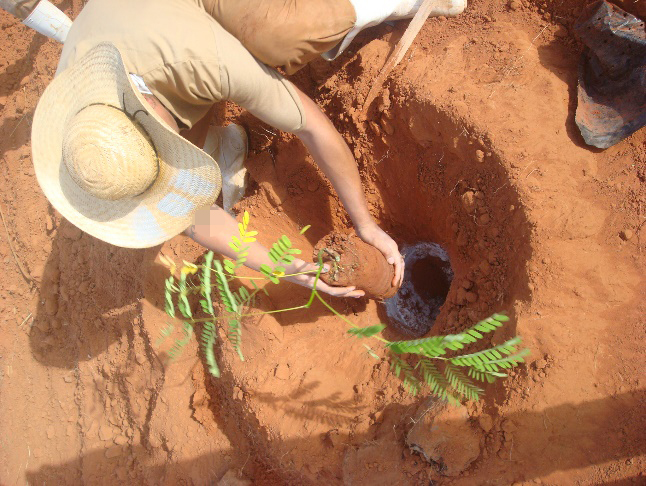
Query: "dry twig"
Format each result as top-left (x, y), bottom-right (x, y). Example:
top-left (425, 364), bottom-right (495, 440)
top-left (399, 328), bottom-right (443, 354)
top-left (362, 0), bottom-right (438, 112)
top-left (0, 202), bottom-right (33, 287)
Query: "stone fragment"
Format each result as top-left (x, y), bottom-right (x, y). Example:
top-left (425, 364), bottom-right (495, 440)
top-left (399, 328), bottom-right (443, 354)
top-left (114, 435), bottom-right (128, 446)
top-left (475, 150), bottom-right (485, 163)
top-left (407, 404), bottom-right (481, 476)
top-left (508, 0), bottom-right (521, 11)
top-left (619, 229), bottom-right (633, 241)
top-left (99, 425), bottom-right (114, 441)
top-left (461, 191), bottom-right (477, 213)
top-left (535, 359), bottom-right (547, 370)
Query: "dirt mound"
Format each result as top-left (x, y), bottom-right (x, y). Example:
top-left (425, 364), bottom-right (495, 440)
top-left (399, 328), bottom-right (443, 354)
top-left (0, 0), bottom-right (644, 485)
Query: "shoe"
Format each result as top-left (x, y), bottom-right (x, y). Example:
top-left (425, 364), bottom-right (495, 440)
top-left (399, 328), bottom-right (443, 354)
top-left (203, 124), bottom-right (248, 214)
top-left (322, 0), bottom-right (466, 60)
top-left (23, 0), bottom-right (73, 43)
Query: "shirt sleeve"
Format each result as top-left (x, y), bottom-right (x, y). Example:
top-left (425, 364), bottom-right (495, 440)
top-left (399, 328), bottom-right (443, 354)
top-left (214, 22), bottom-right (307, 133)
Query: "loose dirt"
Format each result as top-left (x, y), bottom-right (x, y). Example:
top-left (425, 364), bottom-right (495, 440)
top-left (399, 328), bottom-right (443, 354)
top-left (0, 0), bottom-right (644, 485)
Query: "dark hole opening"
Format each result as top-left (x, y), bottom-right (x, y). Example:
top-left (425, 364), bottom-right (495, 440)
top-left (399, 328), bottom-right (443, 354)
top-left (384, 243), bottom-right (453, 338)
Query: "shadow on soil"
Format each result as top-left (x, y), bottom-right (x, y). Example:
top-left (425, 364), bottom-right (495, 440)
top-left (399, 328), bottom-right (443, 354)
top-left (28, 226), bottom-right (161, 369)
top-left (27, 220), bottom-right (368, 368)
top-left (24, 389), bottom-right (646, 484)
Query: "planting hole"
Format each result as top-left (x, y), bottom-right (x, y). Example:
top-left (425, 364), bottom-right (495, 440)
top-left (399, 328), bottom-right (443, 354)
top-left (384, 242), bottom-right (453, 337)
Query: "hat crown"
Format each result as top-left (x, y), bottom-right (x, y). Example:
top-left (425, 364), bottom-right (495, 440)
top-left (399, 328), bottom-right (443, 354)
top-left (62, 105), bottom-right (159, 201)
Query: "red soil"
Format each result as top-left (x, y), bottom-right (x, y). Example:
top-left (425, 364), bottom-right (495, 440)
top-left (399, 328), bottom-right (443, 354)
top-left (0, 0), bottom-right (644, 485)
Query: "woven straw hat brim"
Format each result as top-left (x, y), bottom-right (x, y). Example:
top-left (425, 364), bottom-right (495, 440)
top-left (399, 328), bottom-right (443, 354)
top-left (32, 42), bottom-right (221, 248)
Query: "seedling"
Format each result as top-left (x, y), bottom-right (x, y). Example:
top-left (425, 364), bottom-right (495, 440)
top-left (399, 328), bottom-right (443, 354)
top-left (160, 212), bottom-right (529, 404)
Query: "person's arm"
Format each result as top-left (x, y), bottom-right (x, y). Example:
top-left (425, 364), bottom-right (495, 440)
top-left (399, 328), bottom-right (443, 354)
top-left (292, 86), bottom-right (404, 287)
top-left (187, 205), bottom-right (365, 298)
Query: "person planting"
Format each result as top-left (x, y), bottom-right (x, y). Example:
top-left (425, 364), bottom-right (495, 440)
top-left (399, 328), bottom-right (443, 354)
top-left (28, 0), bottom-right (466, 297)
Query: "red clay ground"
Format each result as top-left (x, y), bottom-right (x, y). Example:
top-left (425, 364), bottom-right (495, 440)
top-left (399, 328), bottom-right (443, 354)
top-left (0, 0), bottom-right (644, 485)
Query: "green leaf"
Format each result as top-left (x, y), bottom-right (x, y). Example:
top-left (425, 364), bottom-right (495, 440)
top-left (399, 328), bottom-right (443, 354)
top-left (450, 337), bottom-right (523, 368)
top-left (213, 260), bottom-right (238, 313)
top-left (444, 363), bottom-right (483, 402)
top-left (299, 225), bottom-right (311, 234)
top-left (260, 264), bottom-right (273, 276)
top-left (348, 324), bottom-right (386, 338)
top-left (227, 319), bottom-right (244, 362)
top-left (155, 323), bottom-right (175, 347)
top-left (202, 321), bottom-right (220, 377)
top-left (164, 276), bottom-right (176, 318)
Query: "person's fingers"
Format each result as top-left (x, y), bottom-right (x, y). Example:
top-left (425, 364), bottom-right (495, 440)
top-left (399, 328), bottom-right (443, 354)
top-left (318, 282), bottom-right (365, 298)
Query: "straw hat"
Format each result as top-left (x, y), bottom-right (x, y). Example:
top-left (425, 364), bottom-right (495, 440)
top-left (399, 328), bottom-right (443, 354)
top-left (32, 42), bottom-right (221, 248)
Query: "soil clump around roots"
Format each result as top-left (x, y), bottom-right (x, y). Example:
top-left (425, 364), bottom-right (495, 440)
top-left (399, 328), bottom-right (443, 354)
top-left (314, 232), bottom-right (398, 299)
top-left (0, 0), bottom-right (644, 485)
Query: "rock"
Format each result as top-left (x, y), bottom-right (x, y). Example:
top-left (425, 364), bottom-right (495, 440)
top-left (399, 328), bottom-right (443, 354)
top-left (475, 150), bottom-right (485, 163)
top-left (63, 375), bottom-right (74, 383)
top-left (461, 191), bottom-right (477, 213)
top-left (619, 229), bottom-right (633, 241)
top-left (61, 224), bottom-right (83, 241)
top-left (508, 0), bottom-right (521, 10)
top-left (99, 424), bottom-right (114, 441)
top-left (148, 434), bottom-right (162, 449)
top-left (114, 435), bottom-right (128, 446)
top-left (218, 469), bottom-right (252, 486)
top-left (535, 359), bottom-right (547, 370)
top-left (478, 414), bottom-right (494, 433)
top-left (407, 403), bottom-right (481, 476)
top-left (135, 353), bottom-right (146, 365)
top-left (45, 214), bottom-right (54, 232)
top-left (479, 214), bottom-right (491, 225)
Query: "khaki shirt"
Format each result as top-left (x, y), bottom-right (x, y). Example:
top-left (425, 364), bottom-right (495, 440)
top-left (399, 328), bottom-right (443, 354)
top-left (58, 0), bottom-right (306, 132)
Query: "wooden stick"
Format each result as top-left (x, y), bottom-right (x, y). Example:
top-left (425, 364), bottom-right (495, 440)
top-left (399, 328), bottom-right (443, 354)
top-left (362, 0), bottom-right (438, 113)
top-left (0, 202), bottom-right (34, 287)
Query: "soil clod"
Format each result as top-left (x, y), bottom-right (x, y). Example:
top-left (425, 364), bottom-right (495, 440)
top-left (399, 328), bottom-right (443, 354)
top-left (314, 232), bottom-right (398, 300)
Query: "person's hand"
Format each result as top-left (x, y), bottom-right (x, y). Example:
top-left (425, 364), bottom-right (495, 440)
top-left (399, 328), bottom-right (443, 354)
top-left (286, 259), bottom-right (366, 298)
top-left (356, 222), bottom-right (404, 288)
